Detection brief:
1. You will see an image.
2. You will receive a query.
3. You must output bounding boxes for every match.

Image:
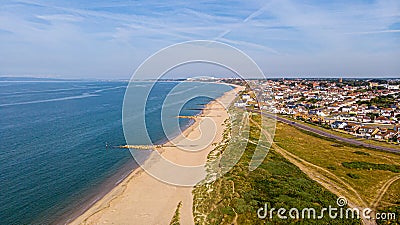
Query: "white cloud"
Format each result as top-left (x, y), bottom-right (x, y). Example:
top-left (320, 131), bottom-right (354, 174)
top-left (0, 0), bottom-right (399, 78)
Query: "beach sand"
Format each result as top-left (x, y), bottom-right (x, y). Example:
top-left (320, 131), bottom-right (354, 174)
top-left (69, 86), bottom-right (243, 225)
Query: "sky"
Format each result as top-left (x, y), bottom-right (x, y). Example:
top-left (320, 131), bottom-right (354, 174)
top-left (0, 0), bottom-right (399, 79)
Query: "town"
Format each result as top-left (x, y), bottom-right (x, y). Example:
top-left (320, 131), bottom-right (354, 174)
top-left (230, 78), bottom-right (400, 144)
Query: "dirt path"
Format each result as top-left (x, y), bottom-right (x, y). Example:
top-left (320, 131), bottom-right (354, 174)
top-left (249, 116), bottom-right (376, 225)
top-left (371, 175), bottom-right (400, 209)
top-left (250, 117), bottom-right (367, 205)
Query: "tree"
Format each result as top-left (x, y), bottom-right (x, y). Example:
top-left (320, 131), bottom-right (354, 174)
top-left (367, 113), bottom-right (379, 120)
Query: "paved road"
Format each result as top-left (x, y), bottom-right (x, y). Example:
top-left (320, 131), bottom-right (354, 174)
top-left (256, 111), bottom-right (400, 154)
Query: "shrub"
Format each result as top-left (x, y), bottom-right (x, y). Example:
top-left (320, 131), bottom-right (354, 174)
top-left (342, 161), bottom-right (400, 173)
top-left (347, 173), bottom-right (361, 179)
top-left (327, 166), bottom-right (337, 170)
top-left (353, 151), bottom-right (370, 156)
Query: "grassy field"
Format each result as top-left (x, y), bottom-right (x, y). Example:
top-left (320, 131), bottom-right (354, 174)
top-left (192, 109), bottom-right (360, 224)
top-left (273, 121), bottom-right (400, 206)
top-left (273, 120), bottom-right (400, 225)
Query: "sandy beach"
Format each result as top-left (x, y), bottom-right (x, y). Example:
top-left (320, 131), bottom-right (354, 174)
top-left (69, 85), bottom-right (242, 225)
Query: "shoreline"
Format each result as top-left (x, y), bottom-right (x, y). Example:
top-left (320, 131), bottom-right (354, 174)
top-left (56, 159), bottom-right (138, 225)
top-left (68, 85), bottom-right (242, 225)
top-left (56, 95), bottom-right (209, 225)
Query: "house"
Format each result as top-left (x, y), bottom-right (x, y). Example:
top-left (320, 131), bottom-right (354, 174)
top-left (372, 128), bottom-right (381, 135)
top-left (342, 107), bottom-right (351, 113)
top-left (242, 95), bottom-right (251, 100)
top-left (331, 121), bottom-right (347, 129)
top-left (344, 123), bottom-right (360, 133)
top-left (375, 116), bottom-right (391, 124)
top-left (381, 108), bottom-right (393, 117)
top-left (388, 85), bottom-right (400, 90)
top-left (279, 108), bottom-right (289, 114)
top-left (317, 110), bottom-right (329, 117)
top-left (368, 106), bottom-right (380, 114)
top-left (374, 132), bottom-right (383, 140)
top-left (260, 105), bottom-right (271, 110)
top-left (375, 131), bottom-right (394, 140)
top-left (358, 126), bottom-right (371, 136)
top-left (328, 103), bottom-right (340, 112)
top-left (308, 109), bottom-right (317, 115)
top-left (234, 102), bottom-right (247, 108)
top-left (294, 112), bottom-right (304, 119)
top-left (357, 115), bottom-right (371, 123)
top-left (301, 114), bottom-right (310, 120)
top-left (357, 106), bottom-right (367, 114)
top-left (297, 106), bottom-right (307, 113)
top-left (324, 117), bottom-right (336, 124)
top-left (386, 130), bottom-right (398, 139)
top-left (369, 82), bottom-right (379, 88)
top-left (363, 128), bottom-right (380, 139)
top-left (310, 115), bottom-right (325, 123)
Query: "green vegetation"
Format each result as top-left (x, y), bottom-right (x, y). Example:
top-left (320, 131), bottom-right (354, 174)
top-left (192, 104), bottom-right (400, 224)
top-left (308, 98), bottom-right (320, 104)
top-left (169, 201), bottom-right (182, 225)
top-left (353, 151), bottom-right (370, 156)
top-left (298, 97), bottom-right (306, 102)
top-left (356, 95), bottom-right (396, 108)
top-left (193, 109), bottom-right (360, 224)
top-left (341, 80), bottom-right (370, 87)
top-left (273, 121), bottom-right (400, 207)
top-left (327, 165), bottom-right (337, 170)
top-left (332, 144), bottom-right (344, 147)
top-left (342, 162), bottom-right (400, 173)
top-left (366, 112), bottom-right (379, 120)
top-left (346, 173), bottom-right (361, 179)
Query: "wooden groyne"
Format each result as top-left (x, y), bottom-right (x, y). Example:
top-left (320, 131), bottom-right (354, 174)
top-left (118, 145), bottom-right (163, 150)
top-left (176, 115), bottom-right (221, 119)
top-left (115, 144), bottom-right (177, 150)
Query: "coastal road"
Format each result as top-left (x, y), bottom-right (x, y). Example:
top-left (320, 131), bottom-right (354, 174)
top-left (254, 110), bottom-right (400, 154)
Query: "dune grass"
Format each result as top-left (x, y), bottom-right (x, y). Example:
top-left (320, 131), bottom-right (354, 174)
top-left (170, 201), bottom-right (182, 225)
top-left (193, 110), bottom-right (360, 225)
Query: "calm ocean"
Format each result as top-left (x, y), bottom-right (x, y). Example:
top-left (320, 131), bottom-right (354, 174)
top-left (0, 80), bottom-right (231, 224)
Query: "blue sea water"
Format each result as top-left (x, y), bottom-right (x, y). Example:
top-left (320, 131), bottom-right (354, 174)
top-left (0, 80), bottom-right (231, 224)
